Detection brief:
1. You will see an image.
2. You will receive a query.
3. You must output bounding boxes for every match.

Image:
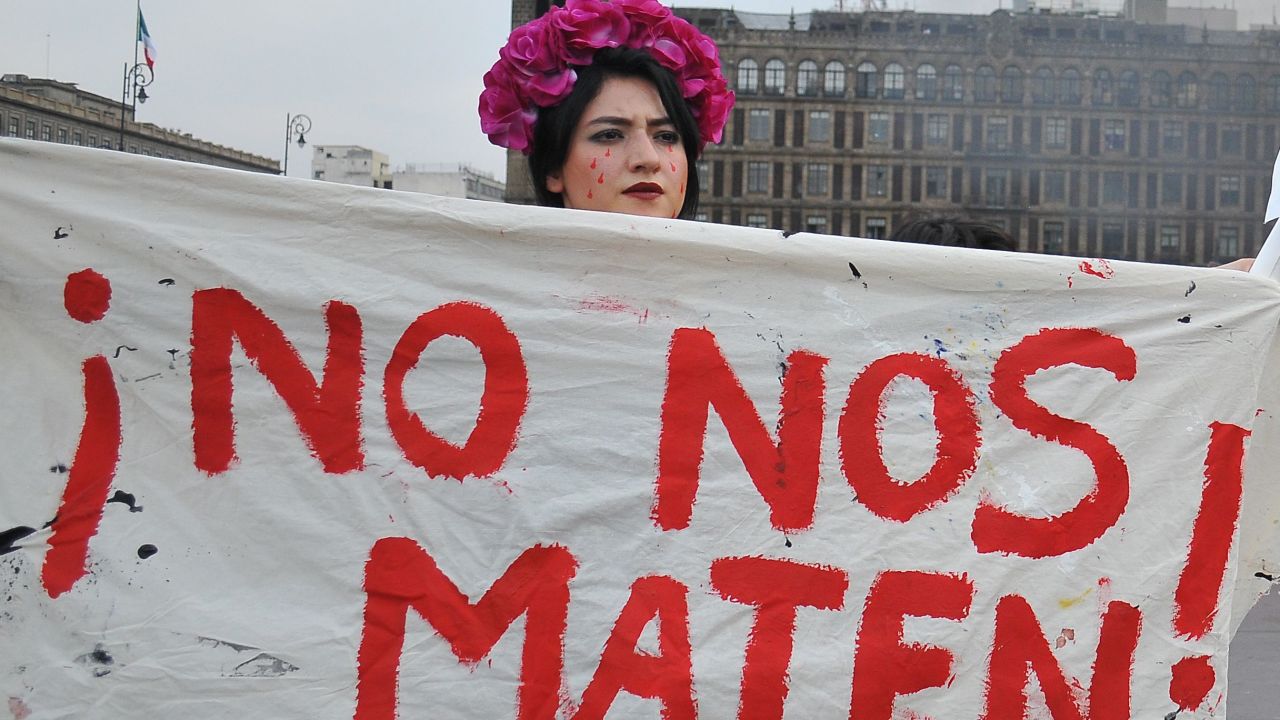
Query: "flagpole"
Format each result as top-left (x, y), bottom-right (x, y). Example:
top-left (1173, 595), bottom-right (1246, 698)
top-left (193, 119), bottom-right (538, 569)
top-left (133, 0), bottom-right (140, 70)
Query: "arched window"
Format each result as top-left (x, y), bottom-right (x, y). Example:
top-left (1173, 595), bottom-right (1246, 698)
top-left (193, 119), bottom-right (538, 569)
top-left (1235, 74), bottom-right (1257, 111)
top-left (884, 63), bottom-right (905, 99)
top-left (942, 64), bottom-right (964, 101)
top-left (916, 64), bottom-right (937, 100)
top-left (1001, 66), bottom-right (1023, 103)
top-left (1208, 72), bottom-right (1231, 110)
top-left (1266, 75), bottom-right (1280, 111)
top-left (764, 59), bottom-right (786, 95)
top-left (1151, 71), bottom-right (1172, 107)
top-left (975, 65), bottom-right (997, 102)
top-left (1176, 71), bottom-right (1198, 108)
top-left (736, 58), bottom-right (759, 94)
top-left (797, 60), bottom-right (819, 97)
top-left (1032, 67), bottom-right (1054, 104)
top-left (856, 61), bottom-right (878, 98)
top-left (1092, 69), bottom-right (1113, 105)
top-left (1118, 70), bottom-right (1140, 106)
top-left (824, 61), bottom-right (846, 96)
top-left (1058, 68), bottom-right (1082, 104)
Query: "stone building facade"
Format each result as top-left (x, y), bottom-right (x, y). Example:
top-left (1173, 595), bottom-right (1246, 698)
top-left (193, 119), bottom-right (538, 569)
top-left (1, 74), bottom-right (277, 173)
top-left (505, 2), bottom-right (1278, 264)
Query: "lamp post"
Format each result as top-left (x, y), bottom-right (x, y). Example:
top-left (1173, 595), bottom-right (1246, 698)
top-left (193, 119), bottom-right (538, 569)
top-left (118, 62), bottom-right (154, 151)
top-left (283, 113), bottom-right (312, 176)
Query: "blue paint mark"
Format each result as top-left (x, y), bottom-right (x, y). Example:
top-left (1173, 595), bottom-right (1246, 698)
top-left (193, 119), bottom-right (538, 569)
top-left (933, 338), bottom-right (948, 357)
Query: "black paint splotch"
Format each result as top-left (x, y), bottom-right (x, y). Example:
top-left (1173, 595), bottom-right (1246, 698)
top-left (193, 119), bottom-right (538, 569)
top-left (158, 278), bottom-right (176, 286)
top-left (848, 262), bottom-right (862, 280)
top-left (49, 463), bottom-right (68, 474)
top-left (0, 527), bottom-right (36, 556)
top-left (137, 544), bottom-right (158, 559)
top-left (1256, 571), bottom-right (1277, 582)
top-left (107, 490), bottom-right (143, 513)
top-left (112, 345), bottom-right (138, 358)
top-left (75, 644), bottom-right (115, 677)
top-left (53, 226), bottom-right (70, 240)
top-left (1177, 315), bottom-right (1192, 324)
top-left (1185, 281), bottom-right (1197, 297)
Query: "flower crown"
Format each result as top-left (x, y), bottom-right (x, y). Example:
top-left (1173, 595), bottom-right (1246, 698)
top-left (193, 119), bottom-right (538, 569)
top-left (479, 0), bottom-right (734, 155)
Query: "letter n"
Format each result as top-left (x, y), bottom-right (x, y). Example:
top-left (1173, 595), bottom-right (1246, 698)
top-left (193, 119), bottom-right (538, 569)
top-left (190, 288), bottom-right (364, 474)
top-left (355, 537), bottom-right (577, 720)
top-left (653, 327), bottom-right (828, 532)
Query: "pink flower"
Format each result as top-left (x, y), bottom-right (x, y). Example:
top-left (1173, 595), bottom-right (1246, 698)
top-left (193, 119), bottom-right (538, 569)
top-left (499, 17), bottom-right (565, 76)
top-left (479, 65), bottom-right (539, 153)
top-left (552, 0), bottom-right (631, 61)
top-left (524, 68), bottom-right (578, 108)
top-left (616, 0), bottom-right (672, 45)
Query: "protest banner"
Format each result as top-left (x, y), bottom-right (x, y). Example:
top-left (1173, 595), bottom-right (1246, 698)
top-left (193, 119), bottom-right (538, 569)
top-left (3, 139), bottom-right (1280, 719)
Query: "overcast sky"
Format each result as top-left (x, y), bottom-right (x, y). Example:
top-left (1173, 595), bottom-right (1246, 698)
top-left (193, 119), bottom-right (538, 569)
top-left (3, 0), bottom-right (1263, 181)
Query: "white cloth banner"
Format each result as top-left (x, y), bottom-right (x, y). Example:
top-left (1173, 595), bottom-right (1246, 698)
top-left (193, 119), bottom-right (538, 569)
top-left (3, 139), bottom-right (1280, 719)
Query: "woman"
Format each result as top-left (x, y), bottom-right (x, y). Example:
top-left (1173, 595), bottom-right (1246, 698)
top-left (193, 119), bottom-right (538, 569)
top-left (479, 0), bottom-right (734, 220)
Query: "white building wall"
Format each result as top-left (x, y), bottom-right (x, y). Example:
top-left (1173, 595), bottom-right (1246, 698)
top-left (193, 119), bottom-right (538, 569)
top-left (311, 145), bottom-right (391, 188)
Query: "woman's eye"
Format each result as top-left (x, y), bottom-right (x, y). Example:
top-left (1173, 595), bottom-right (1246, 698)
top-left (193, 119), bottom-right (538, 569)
top-left (655, 131), bottom-right (680, 144)
top-left (590, 129), bottom-right (624, 142)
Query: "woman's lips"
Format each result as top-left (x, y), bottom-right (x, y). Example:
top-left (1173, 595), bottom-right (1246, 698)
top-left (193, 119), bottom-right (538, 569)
top-left (623, 182), bottom-right (664, 199)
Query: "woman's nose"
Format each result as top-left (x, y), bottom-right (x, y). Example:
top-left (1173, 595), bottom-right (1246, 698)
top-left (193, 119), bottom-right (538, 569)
top-left (627, 135), bottom-right (662, 172)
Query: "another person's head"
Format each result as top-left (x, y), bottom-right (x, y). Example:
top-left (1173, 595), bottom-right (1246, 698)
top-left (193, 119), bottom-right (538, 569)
top-left (479, 0), bottom-right (733, 220)
top-left (888, 214), bottom-right (1018, 252)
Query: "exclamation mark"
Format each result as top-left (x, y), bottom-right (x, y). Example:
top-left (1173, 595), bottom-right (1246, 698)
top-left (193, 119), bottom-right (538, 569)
top-left (1168, 421), bottom-right (1250, 713)
top-left (42, 269), bottom-right (122, 598)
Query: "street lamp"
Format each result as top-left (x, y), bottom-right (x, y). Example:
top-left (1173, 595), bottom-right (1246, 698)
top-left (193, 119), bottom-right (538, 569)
top-left (283, 113), bottom-right (312, 176)
top-left (118, 62), bottom-right (154, 151)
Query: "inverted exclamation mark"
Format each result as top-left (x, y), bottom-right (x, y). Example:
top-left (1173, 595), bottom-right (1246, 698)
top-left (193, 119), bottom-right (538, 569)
top-left (1168, 421), bottom-right (1249, 713)
top-left (42, 269), bottom-right (122, 598)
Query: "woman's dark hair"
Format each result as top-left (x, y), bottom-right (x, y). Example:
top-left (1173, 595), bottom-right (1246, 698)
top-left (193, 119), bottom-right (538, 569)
top-left (888, 214), bottom-right (1019, 252)
top-left (528, 47), bottom-right (702, 219)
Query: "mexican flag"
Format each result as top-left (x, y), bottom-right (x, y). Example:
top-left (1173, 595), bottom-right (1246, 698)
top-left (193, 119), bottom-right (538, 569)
top-left (138, 8), bottom-right (157, 69)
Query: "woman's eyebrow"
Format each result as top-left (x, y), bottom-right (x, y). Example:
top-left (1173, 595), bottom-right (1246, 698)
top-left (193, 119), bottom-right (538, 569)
top-left (586, 115), bottom-right (674, 128)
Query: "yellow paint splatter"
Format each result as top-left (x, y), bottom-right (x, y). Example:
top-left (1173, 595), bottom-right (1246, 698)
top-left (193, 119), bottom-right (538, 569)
top-left (1058, 587), bottom-right (1093, 609)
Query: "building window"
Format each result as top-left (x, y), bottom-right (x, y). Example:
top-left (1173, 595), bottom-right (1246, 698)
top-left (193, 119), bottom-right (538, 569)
top-left (1058, 68), bottom-right (1082, 104)
top-left (7, 116), bottom-right (18, 137)
top-left (1001, 66), bottom-right (1023, 103)
top-left (884, 63), bottom-right (906, 99)
top-left (746, 213), bottom-right (768, 228)
top-left (856, 62), bottom-right (878, 98)
top-left (806, 163), bottom-right (830, 195)
top-left (916, 64), bottom-right (937, 100)
top-left (942, 64), bottom-right (963, 101)
top-left (926, 113), bottom-right (948, 145)
top-left (1216, 227), bottom-right (1240, 261)
top-left (1220, 175), bottom-right (1241, 206)
top-left (808, 110), bottom-right (831, 143)
top-left (748, 108), bottom-right (771, 142)
top-left (1043, 222), bottom-right (1065, 254)
top-left (764, 59), bottom-right (786, 94)
top-left (1092, 69), bottom-right (1114, 105)
top-left (1221, 124), bottom-right (1242, 155)
top-left (697, 160), bottom-right (710, 192)
top-left (1208, 72), bottom-right (1231, 110)
top-left (1176, 71), bottom-right (1198, 108)
top-left (56, 127), bottom-right (68, 143)
top-left (1102, 223), bottom-right (1125, 258)
top-left (1118, 70), bottom-right (1140, 106)
top-left (866, 217), bottom-right (887, 239)
top-left (1151, 71), bottom-right (1173, 108)
top-left (797, 60), bottom-right (819, 97)
top-left (1045, 117), bottom-right (1067, 149)
top-left (806, 214), bottom-right (828, 234)
top-left (1162, 121), bottom-right (1183, 153)
top-left (868, 112), bottom-right (890, 143)
top-left (1032, 67), bottom-right (1054, 104)
top-left (695, 212), bottom-right (710, 222)
top-left (986, 116), bottom-right (1009, 150)
top-left (824, 61), bottom-right (846, 96)
top-left (867, 165), bottom-right (888, 197)
top-left (985, 169), bottom-right (1009, 207)
top-left (40, 124), bottom-right (52, 142)
top-left (975, 66), bottom-right (997, 102)
top-left (737, 58), bottom-right (759, 94)
top-left (72, 131), bottom-right (83, 146)
top-left (1160, 225), bottom-right (1181, 254)
top-left (1162, 173), bottom-right (1183, 205)
top-left (1235, 74), bottom-right (1257, 112)
top-left (1043, 170), bottom-right (1066, 202)
top-left (1267, 75), bottom-right (1280, 112)
top-left (1102, 172), bottom-right (1124, 204)
top-left (1103, 119), bottom-right (1125, 151)
top-left (925, 166), bottom-right (947, 198)
top-left (747, 161), bottom-right (770, 193)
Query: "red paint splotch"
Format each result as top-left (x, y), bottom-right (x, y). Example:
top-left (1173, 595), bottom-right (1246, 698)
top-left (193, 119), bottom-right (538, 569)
top-left (575, 295), bottom-right (649, 324)
top-left (597, 172), bottom-right (605, 184)
top-left (1170, 655), bottom-right (1215, 711)
top-left (1078, 259), bottom-right (1115, 279)
top-left (590, 157), bottom-right (597, 169)
top-left (64, 268), bottom-right (111, 323)
top-left (9, 697), bottom-right (31, 720)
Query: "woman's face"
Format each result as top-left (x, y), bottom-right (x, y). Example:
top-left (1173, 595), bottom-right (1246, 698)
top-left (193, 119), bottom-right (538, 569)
top-left (546, 76), bottom-right (689, 219)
